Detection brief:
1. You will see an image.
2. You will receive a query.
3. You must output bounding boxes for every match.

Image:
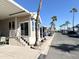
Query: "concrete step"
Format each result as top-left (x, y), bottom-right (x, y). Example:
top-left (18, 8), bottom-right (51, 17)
top-left (9, 38), bottom-right (28, 46)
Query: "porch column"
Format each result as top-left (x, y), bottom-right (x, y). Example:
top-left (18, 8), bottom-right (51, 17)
top-left (15, 17), bottom-right (18, 37)
top-left (29, 19), bottom-right (32, 37)
top-left (38, 23), bottom-right (41, 42)
top-left (29, 18), bottom-right (33, 45)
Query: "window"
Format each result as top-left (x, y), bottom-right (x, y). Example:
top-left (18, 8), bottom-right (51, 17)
top-left (12, 21), bottom-right (15, 29)
top-left (9, 21), bottom-right (15, 30)
top-left (21, 22), bottom-right (28, 36)
top-left (21, 23), bottom-right (24, 30)
top-left (9, 22), bottom-right (11, 30)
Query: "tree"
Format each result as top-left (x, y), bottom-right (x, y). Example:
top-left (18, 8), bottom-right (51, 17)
top-left (50, 21), bottom-right (54, 29)
top-left (50, 16), bottom-right (57, 33)
top-left (51, 16), bottom-right (57, 21)
top-left (63, 24), bottom-right (66, 30)
top-left (70, 8), bottom-right (78, 31)
top-left (60, 23), bottom-right (66, 30)
top-left (34, 0), bottom-right (42, 46)
top-left (60, 24), bottom-right (63, 30)
top-left (65, 21), bottom-right (70, 30)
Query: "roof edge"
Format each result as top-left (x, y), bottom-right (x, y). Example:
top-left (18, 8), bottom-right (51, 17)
top-left (8, 0), bottom-right (30, 14)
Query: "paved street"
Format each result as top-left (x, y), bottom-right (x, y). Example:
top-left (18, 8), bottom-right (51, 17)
top-left (45, 33), bottom-right (79, 59)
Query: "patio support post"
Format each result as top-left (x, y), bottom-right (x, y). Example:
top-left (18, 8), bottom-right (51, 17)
top-left (15, 17), bottom-right (18, 37)
top-left (29, 18), bottom-right (35, 45)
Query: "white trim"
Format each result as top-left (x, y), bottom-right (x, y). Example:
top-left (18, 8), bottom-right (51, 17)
top-left (19, 20), bottom-right (29, 24)
top-left (8, 0), bottom-right (30, 14)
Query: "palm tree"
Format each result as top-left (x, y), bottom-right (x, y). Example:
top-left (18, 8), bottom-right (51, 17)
top-left (50, 21), bottom-right (54, 29)
top-left (34, 0), bottom-right (42, 46)
top-left (60, 24), bottom-right (63, 30)
top-left (51, 16), bottom-right (57, 32)
top-left (60, 23), bottom-right (66, 33)
top-left (50, 21), bottom-right (54, 34)
top-left (60, 23), bottom-right (66, 30)
top-left (51, 16), bottom-right (57, 21)
top-left (63, 23), bottom-right (66, 30)
top-left (70, 8), bottom-right (78, 31)
top-left (65, 21), bottom-right (70, 30)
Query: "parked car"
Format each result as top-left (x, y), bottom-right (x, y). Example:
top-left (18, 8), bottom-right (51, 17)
top-left (67, 31), bottom-right (79, 37)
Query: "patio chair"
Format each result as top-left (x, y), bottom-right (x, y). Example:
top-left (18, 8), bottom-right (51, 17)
top-left (0, 37), bottom-right (6, 44)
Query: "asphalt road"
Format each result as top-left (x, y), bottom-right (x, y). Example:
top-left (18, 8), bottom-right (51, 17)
top-left (45, 33), bottom-right (79, 59)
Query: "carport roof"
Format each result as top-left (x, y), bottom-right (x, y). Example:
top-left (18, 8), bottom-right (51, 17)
top-left (0, 0), bottom-right (30, 20)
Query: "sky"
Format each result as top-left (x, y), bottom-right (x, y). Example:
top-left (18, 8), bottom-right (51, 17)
top-left (15, 0), bottom-right (79, 30)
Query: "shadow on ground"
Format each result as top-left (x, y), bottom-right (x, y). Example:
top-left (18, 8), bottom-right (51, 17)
top-left (50, 44), bottom-right (79, 53)
top-left (69, 36), bottom-right (79, 38)
top-left (38, 54), bottom-right (46, 59)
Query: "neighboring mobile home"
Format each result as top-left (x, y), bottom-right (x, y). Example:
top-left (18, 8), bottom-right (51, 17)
top-left (0, 0), bottom-right (41, 45)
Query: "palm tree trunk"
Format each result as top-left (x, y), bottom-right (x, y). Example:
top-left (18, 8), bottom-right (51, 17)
top-left (50, 24), bottom-right (53, 35)
top-left (53, 23), bottom-right (55, 32)
top-left (73, 11), bottom-right (75, 31)
top-left (34, 0), bottom-right (42, 46)
top-left (67, 24), bottom-right (68, 30)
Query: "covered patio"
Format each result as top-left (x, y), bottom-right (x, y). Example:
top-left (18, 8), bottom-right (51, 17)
top-left (0, 0), bottom-right (36, 45)
top-left (0, 0), bottom-right (30, 37)
top-left (0, 0), bottom-right (42, 46)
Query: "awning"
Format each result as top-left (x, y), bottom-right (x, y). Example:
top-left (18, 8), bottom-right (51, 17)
top-left (0, 0), bottom-right (30, 20)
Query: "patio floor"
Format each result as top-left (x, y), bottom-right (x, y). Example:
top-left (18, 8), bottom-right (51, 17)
top-left (0, 45), bottom-right (40, 59)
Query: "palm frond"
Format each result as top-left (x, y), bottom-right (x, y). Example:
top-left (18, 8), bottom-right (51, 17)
top-left (51, 16), bottom-right (57, 21)
top-left (70, 8), bottom-right (78, 13)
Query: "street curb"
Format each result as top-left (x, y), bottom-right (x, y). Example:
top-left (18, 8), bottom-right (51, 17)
top-left (35, 33), bottom-right (55, 59)
top-left (41, 33), bottom-right (55, 55)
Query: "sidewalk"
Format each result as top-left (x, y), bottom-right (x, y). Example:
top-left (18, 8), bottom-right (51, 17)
top-left (31, 33), bottom-right (55, 59)
top-left (0, 33), bottom-right (55, 59)
top-left (40, 34), bottom-right (55, 55)
top-left (37, 33), bottom-right (55, 59)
